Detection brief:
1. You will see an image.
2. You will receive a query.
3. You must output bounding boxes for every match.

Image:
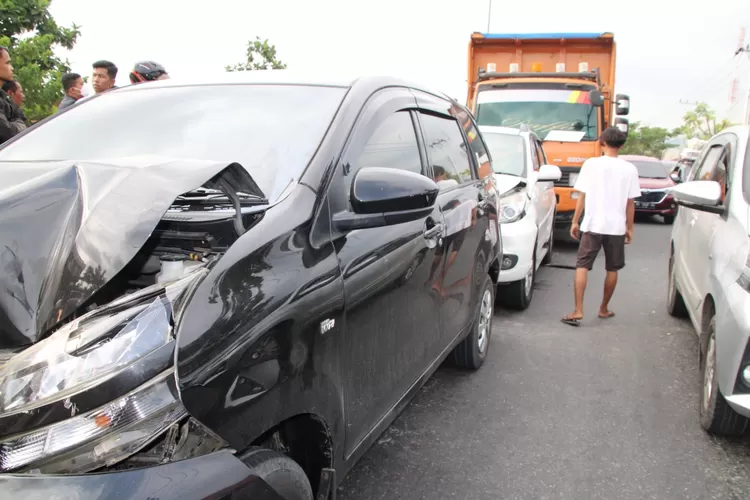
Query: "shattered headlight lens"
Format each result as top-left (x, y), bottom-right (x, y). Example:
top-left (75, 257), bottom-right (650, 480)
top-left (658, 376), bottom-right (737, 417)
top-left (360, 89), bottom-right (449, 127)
top-left (0, 269), bottom-right (205, 415)
top-left (0, 370), bottom-right (186, 473)
top-left (498, 191), bottom-right (528, 224)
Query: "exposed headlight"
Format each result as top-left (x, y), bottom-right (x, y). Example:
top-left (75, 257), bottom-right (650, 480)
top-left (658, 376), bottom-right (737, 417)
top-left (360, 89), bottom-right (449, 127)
top-left (0, 269), bottom-right (205, 415)
top-left (0, 267), bottom-right (208, 473)
top-left (568, 172), bottom-right (579, 187)
top-left (0, 370), bottom-right (186, 473)
top-left (498, 191), bottom-right (527, 224)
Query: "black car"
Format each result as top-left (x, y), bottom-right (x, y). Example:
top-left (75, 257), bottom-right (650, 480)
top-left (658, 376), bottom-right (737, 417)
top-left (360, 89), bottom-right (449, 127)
top-left (0, 72), bottom-right (501, 499)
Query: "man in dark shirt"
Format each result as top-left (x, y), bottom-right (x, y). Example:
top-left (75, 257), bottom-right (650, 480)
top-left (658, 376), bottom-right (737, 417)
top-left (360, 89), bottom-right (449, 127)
top-left (92, 60), bottom-right (118, 94)
top-left (0, 46), bottom-right (26, 145)
top-left (1, 79), bottom-right (27, 124)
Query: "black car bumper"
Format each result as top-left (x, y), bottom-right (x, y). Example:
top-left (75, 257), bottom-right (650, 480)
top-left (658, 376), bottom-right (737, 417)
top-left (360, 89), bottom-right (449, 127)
top-left (0, 450), bottom-right (285, 500)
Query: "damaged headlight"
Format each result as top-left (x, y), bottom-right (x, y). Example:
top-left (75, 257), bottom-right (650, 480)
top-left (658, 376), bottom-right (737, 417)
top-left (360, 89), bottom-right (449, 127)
top-left (498, 191), bottom-right (528, 224)
top-left (0, 267), bottom-right (208, 473)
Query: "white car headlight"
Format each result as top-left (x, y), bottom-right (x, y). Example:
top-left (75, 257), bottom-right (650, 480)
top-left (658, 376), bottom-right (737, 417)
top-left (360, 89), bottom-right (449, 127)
top-left (498, 191), bottom-right (528, 224)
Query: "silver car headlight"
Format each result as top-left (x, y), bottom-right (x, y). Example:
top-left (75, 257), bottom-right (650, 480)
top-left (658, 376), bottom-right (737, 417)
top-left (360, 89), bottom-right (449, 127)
top-left (498, 191), bottom-right (528, 224)
top-left (0, 267), bottom-right (208, 473)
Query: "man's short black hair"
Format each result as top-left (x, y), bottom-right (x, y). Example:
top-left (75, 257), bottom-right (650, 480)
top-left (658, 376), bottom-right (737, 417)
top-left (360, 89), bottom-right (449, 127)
top-left (1, 80), bottom-right (19, 93)
top-left (599, 127), bottom-right (627, 149)
top-left (92, 60), bottom-right (118, 79)
top-left (62, 72), bottom-right (81, 91)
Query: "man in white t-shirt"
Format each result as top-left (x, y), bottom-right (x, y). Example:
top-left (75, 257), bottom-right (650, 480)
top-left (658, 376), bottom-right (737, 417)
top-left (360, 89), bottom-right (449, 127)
top-left (561, 127), bottom-right (641, 326)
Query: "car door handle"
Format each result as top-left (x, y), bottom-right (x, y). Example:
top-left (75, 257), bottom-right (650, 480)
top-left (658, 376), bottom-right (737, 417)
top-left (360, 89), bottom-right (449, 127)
top-left (424, 223), bottom-right (444, 239)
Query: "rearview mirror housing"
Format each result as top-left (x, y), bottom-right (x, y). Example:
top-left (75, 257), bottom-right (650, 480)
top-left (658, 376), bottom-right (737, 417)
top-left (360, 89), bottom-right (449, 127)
top-left (537, 164), bottom-right (562, 182)
top-left (670, 172), bottom-right (681, 184)
top-left (588, 90), bottom-right (605, 107)
top-left (670, 180), bottom-right (724, 214)
top-left (615, 94), bottom-right (630, 116)
top-left (332, 167), bottom-right (440, 231)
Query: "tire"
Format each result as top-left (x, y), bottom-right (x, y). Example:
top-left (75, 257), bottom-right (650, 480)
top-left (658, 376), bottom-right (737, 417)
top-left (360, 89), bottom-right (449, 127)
top-left (666, 250), bottom-right (688, 318)
top-left (239, 447), bottom-right (313, 500)
top-left (453, 273), bottom-right (494, 370)
top-left (663, 215), bottom-right (675, 224)
top-left (501, 248), bottom-right (535, 311)
top-left (699, 317), bottom-right (750, 436)
top-left (541, 221), bottom-right (554, 266)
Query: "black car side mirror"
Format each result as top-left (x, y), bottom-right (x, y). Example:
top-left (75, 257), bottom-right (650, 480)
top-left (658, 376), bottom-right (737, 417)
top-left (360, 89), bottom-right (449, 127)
top-left (332, 167), bottom-right (439, 231)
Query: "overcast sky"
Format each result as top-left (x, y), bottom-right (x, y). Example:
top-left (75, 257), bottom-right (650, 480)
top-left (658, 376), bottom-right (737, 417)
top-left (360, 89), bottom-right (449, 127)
top-left (49, 0), bottom-right (749, 129)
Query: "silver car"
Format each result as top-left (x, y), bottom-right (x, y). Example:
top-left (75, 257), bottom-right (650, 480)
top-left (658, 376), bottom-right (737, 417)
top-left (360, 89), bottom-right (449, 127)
top-left (667, 125), bottom-right (750, 435)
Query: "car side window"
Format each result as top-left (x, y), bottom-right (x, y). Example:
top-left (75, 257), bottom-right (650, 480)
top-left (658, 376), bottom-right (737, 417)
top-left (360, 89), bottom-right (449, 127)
top-left (690, 145), bottom-right (722, 182)
top-left (458, 113), bottom-right (491, 180)
top-left (345, 110), bottom-right (423, 194)
top-left (419, 112), bottom-right (473, 188)
top-left (709, 148), bottom-right (729, 204)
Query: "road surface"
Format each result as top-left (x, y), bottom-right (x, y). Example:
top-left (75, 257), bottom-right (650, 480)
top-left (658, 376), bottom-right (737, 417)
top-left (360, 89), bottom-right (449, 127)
top-left (337, 218), bottom-right (750, 500)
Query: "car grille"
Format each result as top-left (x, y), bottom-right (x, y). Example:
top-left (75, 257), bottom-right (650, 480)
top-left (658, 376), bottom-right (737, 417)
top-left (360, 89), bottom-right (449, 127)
top-left (553, 167), bottom-right (579, 187)
top-left (636, 190), bottom-right (668, 204)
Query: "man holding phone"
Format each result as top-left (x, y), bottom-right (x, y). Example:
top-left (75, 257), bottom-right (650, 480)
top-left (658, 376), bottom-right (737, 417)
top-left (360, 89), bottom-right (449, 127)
top-left (561, 127), bottom-right (641, 326)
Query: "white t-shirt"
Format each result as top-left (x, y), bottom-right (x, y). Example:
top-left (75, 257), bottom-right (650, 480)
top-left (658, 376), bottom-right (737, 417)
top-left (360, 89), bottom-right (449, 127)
top-left (573, 156), bottom-right (641, 235)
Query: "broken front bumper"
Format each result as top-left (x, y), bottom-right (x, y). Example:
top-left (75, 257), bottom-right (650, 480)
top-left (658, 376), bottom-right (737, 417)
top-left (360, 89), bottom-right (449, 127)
top-left (0, 450), bottom-right (285, 500)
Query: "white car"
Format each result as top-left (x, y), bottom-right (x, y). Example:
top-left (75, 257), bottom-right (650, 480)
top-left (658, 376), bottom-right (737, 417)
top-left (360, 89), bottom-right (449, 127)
top-left (667, 125), bottom-right (750, 435)
top-left (479, 125), bottom-right (562, 309)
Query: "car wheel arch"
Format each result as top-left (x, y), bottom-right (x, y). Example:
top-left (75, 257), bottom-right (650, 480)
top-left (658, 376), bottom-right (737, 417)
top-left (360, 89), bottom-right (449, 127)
top-left (699, 296), bottom-right (716, 359)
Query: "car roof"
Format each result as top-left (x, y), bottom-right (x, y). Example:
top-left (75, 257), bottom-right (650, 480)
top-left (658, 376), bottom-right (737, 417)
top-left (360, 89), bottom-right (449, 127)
top-left (478, 125), bottom-right (537, 140)
top-left (620, 155), bottom-right (664, 162)
top-left (108, 70), bottom-right (456, 101)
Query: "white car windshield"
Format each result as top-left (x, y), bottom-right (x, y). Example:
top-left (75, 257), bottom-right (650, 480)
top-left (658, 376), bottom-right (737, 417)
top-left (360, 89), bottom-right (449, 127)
top-left (483, 133), bottom-right (526, 177)
top-left (475, 88), bottom-right (598, 141)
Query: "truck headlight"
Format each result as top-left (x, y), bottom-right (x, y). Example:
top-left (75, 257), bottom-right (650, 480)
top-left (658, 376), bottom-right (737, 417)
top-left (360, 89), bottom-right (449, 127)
top-left (498, 191), bottom-right (527, 224)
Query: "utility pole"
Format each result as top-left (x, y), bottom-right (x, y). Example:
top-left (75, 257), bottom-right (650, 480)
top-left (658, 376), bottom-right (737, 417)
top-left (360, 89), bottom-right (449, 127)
top-left (738, 44), bottom-right (750, 125)
top-left (487, 0), bottom-right (492, 33)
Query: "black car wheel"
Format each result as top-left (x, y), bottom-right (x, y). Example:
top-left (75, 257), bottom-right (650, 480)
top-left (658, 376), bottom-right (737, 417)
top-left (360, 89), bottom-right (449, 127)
top-left (453, 273), bottom-right (494, 370)
top-left (663, 215), bottom-right (675, 224)
top-left (666, 250), bottom-right (688, 318)
top-left (240, 447), bottom-right (313, 500)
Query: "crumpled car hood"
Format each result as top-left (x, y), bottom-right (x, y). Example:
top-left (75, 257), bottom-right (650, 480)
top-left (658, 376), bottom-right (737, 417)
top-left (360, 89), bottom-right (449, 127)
top-left (0, 156), bottom-right (263, 348)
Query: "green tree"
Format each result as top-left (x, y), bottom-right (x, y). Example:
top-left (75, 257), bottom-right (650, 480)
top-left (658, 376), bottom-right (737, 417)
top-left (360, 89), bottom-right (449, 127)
top-left (226, 37), bottom-right (287, 72)
top-left (675, 102), bottom-right (733, 140)
top-left (619, 121), bottom-right (675, 158)
top-left (0, 0), bottom-right (80, 122)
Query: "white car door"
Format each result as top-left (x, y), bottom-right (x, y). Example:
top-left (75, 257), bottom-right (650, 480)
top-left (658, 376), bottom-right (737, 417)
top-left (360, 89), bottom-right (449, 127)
top-left (530, 137), bottom-right (555, 254)
top-left (680, 141), bottom-right (728, 313)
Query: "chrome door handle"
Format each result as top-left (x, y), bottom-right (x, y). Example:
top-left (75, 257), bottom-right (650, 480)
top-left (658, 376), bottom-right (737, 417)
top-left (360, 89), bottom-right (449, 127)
top-left (424, 223), bottom-right (444, 239)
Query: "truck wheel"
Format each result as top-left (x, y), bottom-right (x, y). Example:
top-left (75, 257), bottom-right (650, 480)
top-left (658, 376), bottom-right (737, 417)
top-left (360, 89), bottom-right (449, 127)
top-left (699, 317), bottom-right (750, 436)
top-left (666, 250), bottom-right (688, 318)
top-left (239, 447), bottom-right (313, 500)
top-left (501, 249), bottom-right (535, 310)
top-left (453, 273), bottom-right (494, 370)
top-left (663, 215), bottom-right (675, 224)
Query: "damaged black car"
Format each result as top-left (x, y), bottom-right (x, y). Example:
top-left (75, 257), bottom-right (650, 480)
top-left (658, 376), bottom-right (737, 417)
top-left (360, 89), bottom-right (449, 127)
top-left (0, 72), bottom-right (501, 499)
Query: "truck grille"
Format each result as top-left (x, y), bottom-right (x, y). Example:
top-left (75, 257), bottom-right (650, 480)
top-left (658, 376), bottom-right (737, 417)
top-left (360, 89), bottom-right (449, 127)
top-left (553, 167), bottom-right (579, 187)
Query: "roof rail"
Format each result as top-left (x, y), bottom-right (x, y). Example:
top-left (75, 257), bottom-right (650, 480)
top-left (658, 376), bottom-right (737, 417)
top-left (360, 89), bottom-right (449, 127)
top-left (476, 71), bottom-right (598, 83)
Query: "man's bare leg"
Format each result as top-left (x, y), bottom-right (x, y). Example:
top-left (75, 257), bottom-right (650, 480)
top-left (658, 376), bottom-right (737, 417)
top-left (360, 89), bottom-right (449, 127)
top-left (599, 271), bottom-right (618, 318)
top-left (563, 268), bottom-right (588, 323)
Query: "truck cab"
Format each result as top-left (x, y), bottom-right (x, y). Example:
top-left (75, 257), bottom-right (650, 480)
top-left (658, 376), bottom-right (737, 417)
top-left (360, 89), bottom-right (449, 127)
top-left (466, 32), bottom-right (631, 234)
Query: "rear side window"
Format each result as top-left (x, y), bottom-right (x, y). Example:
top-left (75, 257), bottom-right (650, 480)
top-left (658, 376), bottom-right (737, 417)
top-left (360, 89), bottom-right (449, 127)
top-left (419, 113), bottom-right (472, 187)
top-left (455, 109), bottom-right (492, 179)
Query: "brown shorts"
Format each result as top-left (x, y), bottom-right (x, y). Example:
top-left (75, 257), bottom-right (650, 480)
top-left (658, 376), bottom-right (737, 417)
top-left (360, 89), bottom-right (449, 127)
top-left (575, 232), bottom-right (626, 271)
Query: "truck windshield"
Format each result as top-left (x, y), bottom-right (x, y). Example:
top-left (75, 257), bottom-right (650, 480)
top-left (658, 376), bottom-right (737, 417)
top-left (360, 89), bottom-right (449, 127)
top-left (475, 89), bottom-right (598, 141)
top-left (0, 84), bottom-right (348, 203)
top-left (482, 133), bottom-right (526, 177)
top-left (631, 160), bottom-right (669, 179)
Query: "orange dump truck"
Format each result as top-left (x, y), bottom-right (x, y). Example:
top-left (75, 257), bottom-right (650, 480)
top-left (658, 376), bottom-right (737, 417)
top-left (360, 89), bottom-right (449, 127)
top-left (466, 32), bottom-right (631, 233)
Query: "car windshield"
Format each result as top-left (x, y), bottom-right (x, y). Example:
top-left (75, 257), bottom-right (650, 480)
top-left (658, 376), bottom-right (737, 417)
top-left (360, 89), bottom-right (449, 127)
top-left (0, 84), bottom-right (348, 203)
top-left (631, 160), bottom-right (669, 179)
top-left (475, 88), bottom-right (598, 141)
top-left (482, 133), bottom-right (526, 177)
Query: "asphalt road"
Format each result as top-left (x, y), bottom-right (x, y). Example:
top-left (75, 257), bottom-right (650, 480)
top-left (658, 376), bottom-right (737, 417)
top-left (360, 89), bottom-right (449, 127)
top-left (338, 218), bottom-right (750, 500)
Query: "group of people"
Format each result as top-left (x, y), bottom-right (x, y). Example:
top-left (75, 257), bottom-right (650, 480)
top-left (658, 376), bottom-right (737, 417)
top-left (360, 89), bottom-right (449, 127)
top-left (0, 44), bottom-right (169, 145)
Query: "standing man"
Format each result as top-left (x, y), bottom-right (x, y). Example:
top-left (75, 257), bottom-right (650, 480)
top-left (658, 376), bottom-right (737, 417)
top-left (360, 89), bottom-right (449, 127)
top-left (92, 60), bottom-right (118, 94)
top-left (2, 80), bottom-right (24, 108)
top-left (0, 46), bottom-right (27, 145)
top-left (58, 72), bottom-right (84, 111)
top-left (561, 127), bottom-right (641, 326)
